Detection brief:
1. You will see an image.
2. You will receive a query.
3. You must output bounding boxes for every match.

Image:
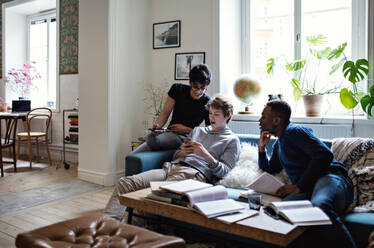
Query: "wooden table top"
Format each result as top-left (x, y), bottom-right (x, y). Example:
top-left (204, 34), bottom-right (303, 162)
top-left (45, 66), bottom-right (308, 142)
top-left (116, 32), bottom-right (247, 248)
top-left (119, 188), bottom-right (305, 247)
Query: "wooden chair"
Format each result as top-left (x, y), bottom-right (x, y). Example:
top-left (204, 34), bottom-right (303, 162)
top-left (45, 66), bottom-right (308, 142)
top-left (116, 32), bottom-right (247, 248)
top-left (17, 108), bottom-right (53, 168)
top-left (0, 116), bottom-right (18, 177)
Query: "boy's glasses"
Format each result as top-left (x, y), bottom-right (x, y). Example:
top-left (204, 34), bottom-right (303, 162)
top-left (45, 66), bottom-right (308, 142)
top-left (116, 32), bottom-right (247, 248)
top-left (191, 85), bottom-right (207, 93)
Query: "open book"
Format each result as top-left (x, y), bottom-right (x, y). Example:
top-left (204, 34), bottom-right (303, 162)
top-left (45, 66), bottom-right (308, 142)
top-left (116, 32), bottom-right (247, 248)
top-left (156, 179), bottom-right (245, 218)
top-left (245, 172), bottom-right (284, 196)
top-left (265, 200), bottom-right (332, 226)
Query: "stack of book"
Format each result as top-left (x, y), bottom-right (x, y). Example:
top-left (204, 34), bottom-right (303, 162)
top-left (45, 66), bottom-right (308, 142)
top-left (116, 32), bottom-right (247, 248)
top-left (146, 180), bottom-right (255, 221)
top-left (68, 114), bottom-right (79, 144)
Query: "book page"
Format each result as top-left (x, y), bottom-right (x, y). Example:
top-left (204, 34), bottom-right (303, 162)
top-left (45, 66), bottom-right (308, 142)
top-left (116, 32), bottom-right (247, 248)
top-left (185, 185), bottom-right (227, 206)
top-left (268, 200), bottom-right (312, 214)
top-left (159, 179), bottom-right (212, 194)
top-left (193, 199), bottom-right (245, 218)
top-left (246, 172), bottom-right (284, 195)
top-left (150, 181), bottom-right (172, 191)
top-left (280, 207), bottom-right (331, 225)
top-left (215, 209), bottom-right (259, 224)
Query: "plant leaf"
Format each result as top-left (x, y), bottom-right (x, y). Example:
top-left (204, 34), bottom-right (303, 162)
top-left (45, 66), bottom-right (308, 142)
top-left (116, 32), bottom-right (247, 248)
top-left (340, 88), bottom-right (358, 109)
top-left (329, 58), bottom-right (345, 74)
top-left (266, 58), bottom-right (275, 75)
top-left (286, 60), bottom-right (305, 71)
top-left (291, 78), bottom-right (300, 88)
top-left (306, 34), bottom-right (327, 46)
top-left (328, 43), bottom-right (347, 60)
top-left (370, 84), bottom-right (374, 97)
top-left (360, 95), bottom-right (371, 114)
top-left (342, 59), bottom-right (369, 84)
top-left (293, 87), bottom-right (302, 101)
top-left (318, 47), bottom-right (332, 59)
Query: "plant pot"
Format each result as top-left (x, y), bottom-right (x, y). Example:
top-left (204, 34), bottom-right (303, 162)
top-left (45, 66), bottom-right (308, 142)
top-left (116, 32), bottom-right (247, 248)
top-left (302, 94), bottom-right (324, 117)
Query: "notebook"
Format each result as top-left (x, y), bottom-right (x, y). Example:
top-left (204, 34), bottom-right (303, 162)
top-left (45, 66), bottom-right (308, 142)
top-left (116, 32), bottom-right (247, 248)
top-left (12, 100), bottom-right (31, 113)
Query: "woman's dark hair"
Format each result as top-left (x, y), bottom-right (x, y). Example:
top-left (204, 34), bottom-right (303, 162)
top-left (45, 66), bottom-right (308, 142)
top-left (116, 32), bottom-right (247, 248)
top-left (266, 100), bottom-right (291, 125)
top-left (189, 64), bottom-right (211, 86)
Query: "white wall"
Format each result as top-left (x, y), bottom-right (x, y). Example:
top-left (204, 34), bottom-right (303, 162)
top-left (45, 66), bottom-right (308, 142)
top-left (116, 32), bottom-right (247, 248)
top-left (4, 10), bottom-right (27, 101)
top-left (78, 0), bottom-right (150, 185)
top-left (79, 0), bottom-right (110, 185)
top-left (110, 0), bottom-right (149, 173)
top-left (148, 0), bottom-right (214, 100)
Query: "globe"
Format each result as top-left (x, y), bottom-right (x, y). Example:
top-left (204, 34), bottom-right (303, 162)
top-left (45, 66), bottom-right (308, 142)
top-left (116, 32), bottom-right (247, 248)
top-left (233, 75), bottom-right (261, 105)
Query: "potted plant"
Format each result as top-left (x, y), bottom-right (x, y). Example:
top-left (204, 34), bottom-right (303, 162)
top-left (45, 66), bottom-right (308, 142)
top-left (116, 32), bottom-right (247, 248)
top-left (266, 35), bottom-right (346, 116)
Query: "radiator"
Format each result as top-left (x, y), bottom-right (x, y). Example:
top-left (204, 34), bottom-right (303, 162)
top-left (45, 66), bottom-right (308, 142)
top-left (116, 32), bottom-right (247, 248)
top-left (229, 121), bottom-right (353, 139)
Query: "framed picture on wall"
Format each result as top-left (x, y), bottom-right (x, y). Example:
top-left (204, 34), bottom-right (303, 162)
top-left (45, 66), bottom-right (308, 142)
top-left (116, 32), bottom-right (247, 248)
top-left (153, 20), bottom-right (181, 49)
top-left (175, 52), bottom-right (206, 80)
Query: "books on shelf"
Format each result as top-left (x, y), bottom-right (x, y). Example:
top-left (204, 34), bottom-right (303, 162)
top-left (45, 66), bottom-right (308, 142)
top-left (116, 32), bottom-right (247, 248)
top-left (147, 180), bottom-right (245, 218)
top-left (265, 200), bottom-right (332, 226)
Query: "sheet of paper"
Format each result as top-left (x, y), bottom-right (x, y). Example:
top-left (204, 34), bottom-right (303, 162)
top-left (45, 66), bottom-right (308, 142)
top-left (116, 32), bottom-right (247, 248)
top-left (215, 209), bottom-right (259, 224)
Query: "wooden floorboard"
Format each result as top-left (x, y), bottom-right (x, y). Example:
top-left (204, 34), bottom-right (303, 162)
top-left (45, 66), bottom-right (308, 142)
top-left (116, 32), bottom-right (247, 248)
top-left (0, 159), bottom-right (113, 247)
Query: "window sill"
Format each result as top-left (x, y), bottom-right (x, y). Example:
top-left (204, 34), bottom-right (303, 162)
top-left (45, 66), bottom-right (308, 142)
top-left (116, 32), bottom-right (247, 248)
top-left (232, 114), bottom-right (374, 125)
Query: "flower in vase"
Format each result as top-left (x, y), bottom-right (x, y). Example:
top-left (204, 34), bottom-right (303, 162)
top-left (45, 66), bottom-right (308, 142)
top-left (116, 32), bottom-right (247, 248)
top-left (5, 61), bottom-right (41, 98)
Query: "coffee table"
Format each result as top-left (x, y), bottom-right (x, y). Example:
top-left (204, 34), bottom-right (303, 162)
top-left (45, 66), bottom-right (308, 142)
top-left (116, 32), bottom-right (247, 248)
top-left (119, 188), bottom-right (305, 247)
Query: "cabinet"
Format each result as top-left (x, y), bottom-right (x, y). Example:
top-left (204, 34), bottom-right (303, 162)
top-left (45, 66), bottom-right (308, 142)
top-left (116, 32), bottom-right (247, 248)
top-left (62, 109), bottom-right (78, 169)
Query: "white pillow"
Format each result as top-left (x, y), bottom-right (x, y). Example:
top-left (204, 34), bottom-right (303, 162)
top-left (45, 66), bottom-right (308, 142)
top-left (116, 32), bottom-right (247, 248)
top-left (219, 142), bottom-right (290, 188)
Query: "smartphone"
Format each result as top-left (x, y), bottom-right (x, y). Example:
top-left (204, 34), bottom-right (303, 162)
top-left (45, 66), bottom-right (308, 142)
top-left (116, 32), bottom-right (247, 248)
top-left (184, 137), bottom-right (191, 143)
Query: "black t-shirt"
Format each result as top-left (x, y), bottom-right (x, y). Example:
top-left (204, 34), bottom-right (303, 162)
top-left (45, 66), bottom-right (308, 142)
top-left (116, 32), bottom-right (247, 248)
top-left (168, 83), bottom-right (210, 128)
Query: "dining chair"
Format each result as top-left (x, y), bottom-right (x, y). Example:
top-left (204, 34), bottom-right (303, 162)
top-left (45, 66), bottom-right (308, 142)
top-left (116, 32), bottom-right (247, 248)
top-left (0, 116), bottom-right (18, 177)
top-left (16, 108), bottom-right (53, 168)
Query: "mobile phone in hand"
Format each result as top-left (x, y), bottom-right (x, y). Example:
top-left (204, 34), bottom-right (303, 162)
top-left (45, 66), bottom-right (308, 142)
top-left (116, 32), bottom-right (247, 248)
top-left (184, 137), bottom-right (191, 143)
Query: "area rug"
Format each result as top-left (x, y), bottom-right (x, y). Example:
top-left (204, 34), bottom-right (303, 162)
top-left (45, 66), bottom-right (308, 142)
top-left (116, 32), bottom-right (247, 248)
top-left (0, 179), bottom-right (102, 215)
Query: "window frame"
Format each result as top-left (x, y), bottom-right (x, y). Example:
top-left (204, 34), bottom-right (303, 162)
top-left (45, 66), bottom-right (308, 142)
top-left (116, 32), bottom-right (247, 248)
top-left (240, 0), bottom-right (369, 118)
top-left (26, 10), bottom-right (58, 110)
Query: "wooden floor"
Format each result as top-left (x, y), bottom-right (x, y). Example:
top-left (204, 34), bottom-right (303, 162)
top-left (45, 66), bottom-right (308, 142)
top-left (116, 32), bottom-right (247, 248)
top-left (0, 159), bottom-right (114, 248)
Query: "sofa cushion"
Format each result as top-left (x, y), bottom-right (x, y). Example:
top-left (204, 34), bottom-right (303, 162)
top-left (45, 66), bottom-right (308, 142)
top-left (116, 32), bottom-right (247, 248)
top-left (15, 213), bottom-right (185, 248)
top-left (343, 212), bottom-right (374, 248)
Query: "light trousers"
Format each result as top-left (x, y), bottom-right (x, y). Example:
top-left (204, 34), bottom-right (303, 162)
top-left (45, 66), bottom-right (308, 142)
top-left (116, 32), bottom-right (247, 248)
top-left (104, 162), bottom-right (206, 220)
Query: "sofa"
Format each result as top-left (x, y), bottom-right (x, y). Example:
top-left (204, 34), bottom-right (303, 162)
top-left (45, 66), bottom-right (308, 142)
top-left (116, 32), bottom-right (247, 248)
top-left (125, 134), bottom-right (374, 248)
top-left (15, 213), bottom-right (185, 248)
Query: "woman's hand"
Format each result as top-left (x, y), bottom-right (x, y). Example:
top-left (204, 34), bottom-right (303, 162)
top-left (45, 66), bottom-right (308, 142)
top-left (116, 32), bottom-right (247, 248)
top-left (259, 131), bottom-right (272, 152)
top-left (169, 124), bottom-right (192, 134)
top-left (151, 123), bottom-right (165, 136)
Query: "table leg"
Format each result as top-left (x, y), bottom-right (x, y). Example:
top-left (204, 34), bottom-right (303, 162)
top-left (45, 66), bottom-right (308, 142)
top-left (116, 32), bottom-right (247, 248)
top-left (127, 208), bottom-right (133, 224)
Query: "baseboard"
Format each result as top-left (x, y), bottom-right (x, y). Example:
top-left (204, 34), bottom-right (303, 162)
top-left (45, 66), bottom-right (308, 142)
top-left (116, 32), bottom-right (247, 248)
top-left (16, 143), bottom-right (78, 164)
top-left (78, 168), bottom-right (125, 186)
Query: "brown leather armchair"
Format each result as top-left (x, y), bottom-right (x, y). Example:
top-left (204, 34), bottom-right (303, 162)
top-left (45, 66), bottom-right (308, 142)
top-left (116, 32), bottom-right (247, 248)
top-left (15, 213), bottom-right (185, 248)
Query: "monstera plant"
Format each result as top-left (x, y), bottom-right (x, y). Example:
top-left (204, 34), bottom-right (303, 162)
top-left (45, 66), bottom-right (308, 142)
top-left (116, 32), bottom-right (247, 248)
top-left (267, 34), bottom-right (373, 116)
top-left (339, 59), bottom-right (373, 116)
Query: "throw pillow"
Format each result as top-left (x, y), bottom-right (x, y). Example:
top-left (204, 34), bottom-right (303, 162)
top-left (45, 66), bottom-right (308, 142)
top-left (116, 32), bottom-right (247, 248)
top-left (219, 143), bottom-right (290, 188)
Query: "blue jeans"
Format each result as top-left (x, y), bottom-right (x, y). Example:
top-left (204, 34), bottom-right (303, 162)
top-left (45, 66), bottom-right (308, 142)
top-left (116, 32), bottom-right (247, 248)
top-left (132, 132), bottom-right (185, 153)
top-left (286, 172), bottom-right (356, 248)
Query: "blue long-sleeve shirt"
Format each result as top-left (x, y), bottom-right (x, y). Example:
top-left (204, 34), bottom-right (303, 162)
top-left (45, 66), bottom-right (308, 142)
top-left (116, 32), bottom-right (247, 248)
top-left (258, 123), bottom-right (345, 193)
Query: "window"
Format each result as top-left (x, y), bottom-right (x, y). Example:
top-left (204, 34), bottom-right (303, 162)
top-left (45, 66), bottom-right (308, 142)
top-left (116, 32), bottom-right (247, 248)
top-left (28, 12), bottom-right (57, 109)
top-left (241, 0), bottom-right (367, 116)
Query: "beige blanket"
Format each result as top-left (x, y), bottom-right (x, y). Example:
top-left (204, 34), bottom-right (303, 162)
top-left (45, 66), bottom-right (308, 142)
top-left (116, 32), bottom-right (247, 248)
top-left (332, 137), bottom-right (374, 212)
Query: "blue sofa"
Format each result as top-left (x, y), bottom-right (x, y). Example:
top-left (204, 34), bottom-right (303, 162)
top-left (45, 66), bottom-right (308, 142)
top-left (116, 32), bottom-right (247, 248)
top-left (125, 134), bottom-right (374, 247)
